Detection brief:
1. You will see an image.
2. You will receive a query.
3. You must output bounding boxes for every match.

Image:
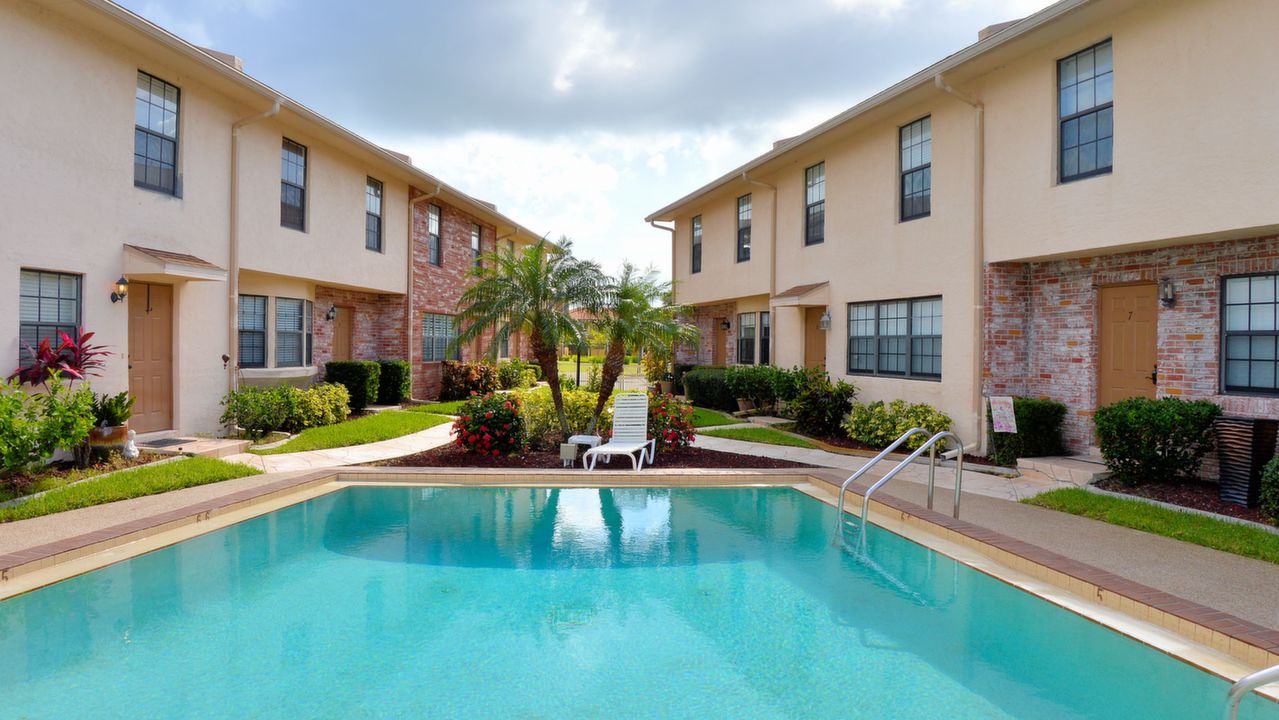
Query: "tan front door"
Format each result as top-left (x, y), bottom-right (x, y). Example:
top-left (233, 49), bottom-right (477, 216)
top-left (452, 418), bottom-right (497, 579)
top-left (711, 319), bottom-right (726, 366)
top-left (332, 307), bottom-right (353, 361)
top-left (1098, 284), bottom-right (1158, 406)
top-left (804, 307), bottom-right (825, 369)
top-left (128, 282), bottom-right (173, 433)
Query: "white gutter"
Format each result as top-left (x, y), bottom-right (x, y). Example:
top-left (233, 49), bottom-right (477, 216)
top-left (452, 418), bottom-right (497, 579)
top-left (650, 220), bottom-right (676, 301)
top-left (227, 99), bottom-right (281, 394)
top-left (405, 183), bottom-right (441, 400)
top-left (934, 73), bottom-right (987, 452)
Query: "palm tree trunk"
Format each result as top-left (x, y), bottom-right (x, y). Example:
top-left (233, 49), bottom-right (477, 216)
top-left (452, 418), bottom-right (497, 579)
top-left (531, 331), bottom-right (572, 436)
top-left (586, 338), bottom-right (626, 434)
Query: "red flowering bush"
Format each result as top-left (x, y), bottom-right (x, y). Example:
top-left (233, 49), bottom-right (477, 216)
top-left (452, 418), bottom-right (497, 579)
top-left (648, 392), bottom-right (695, 452)
top-left (451, 392), bottom-right (526, 455)
top-left (440, 361), bottom-right (500, 401)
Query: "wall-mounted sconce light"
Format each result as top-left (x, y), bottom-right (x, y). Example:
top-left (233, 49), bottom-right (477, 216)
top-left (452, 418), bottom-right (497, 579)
top-left (325, 305), bottom-right (338, 321)
top-left (720, 320), bottom-right (731, 331)
top-left (110, 276), bottom-right (129, 303)
top-left (818, 309), bottom-right (832, 331)
top-left (1159, 277), bottom-right (1176, 308)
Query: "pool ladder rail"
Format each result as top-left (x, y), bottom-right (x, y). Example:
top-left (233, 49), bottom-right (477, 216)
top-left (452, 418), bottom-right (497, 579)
top-left (1225, 663), bottom-right (1279, 720)
top-left (833, 428), bottom-right (967, 545)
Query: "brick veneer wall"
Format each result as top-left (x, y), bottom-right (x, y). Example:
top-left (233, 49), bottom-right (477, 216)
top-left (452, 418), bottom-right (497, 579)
top-left (675, 302), bottom-right (737, 366)
top-left (984, 234), bottom-right (1279, 452)
top-left (312, 286), bottom-right (405, 372)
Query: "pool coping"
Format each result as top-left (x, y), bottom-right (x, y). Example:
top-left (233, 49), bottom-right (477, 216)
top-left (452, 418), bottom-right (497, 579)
top-left (1, 466), bottom-right (1277, 676)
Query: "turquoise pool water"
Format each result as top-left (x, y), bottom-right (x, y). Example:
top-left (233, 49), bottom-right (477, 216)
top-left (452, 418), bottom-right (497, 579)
top-left (0, 486), bottom-right (1273, 719)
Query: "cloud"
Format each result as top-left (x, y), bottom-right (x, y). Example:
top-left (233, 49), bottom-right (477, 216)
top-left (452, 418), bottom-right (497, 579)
top-left (550, 0), bottom-right (636, 93)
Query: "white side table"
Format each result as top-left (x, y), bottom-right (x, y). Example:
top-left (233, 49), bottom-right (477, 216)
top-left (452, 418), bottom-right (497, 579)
top-left (564, 435), bottom-right (602, 467)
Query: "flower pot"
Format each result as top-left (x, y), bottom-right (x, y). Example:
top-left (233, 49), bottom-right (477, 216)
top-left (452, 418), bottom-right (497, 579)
top-left (658, 381), bottom-right (673, 395)
top-left (736, 398), bottom-right (755, 413)
top-left (88, 424), bottom-right (129, 452)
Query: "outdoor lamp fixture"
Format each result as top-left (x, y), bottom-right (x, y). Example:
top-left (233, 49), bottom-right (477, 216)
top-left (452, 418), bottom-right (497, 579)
top-left (1159, 277), bottom-right (1176, 308)
top-left (719, 320), bottom-right (732, 331)
top-left (325, 304), bottom-right (338, 321)
top-left (110, 276), bottom-right (129, 303)
top-left (818, 309), bottom-right (832, 331)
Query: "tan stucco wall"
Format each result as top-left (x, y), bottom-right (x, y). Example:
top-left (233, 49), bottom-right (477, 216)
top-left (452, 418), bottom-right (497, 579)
top-left (671, 189), bottom-right (772, 306)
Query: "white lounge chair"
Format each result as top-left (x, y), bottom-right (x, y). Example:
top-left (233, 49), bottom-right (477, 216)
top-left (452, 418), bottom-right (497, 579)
top-left (582, 393), bottom-right (656, 471)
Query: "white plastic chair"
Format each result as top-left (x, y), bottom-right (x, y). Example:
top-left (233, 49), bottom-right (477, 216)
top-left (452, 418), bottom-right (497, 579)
top-left (582, 393), bottom-right (656, 471)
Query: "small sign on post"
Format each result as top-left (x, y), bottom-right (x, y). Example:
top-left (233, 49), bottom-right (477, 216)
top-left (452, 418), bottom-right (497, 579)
top-left (989, 396), bottom-right (1018, 434)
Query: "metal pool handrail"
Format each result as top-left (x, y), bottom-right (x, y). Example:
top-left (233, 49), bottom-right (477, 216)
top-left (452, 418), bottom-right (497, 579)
top-left (833, 427), bottom-right (930, 539)
top-left (859, 431), bottom-right (964, 529)
top-left (1224, 663), bottom-right (1279, 720)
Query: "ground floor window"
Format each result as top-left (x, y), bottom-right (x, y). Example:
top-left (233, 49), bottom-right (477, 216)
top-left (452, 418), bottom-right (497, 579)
top-left (18, 269), bottom-right (81, 362)
top-left (275, 298), bottom-right (313, 368)
top-left (847, 296), bottom-right (942, 379)
top-left (737, 313), bottom-right (756, 364)
top-left (238, 294), bottom-right (267, 368)
top-left (423, 313), bottom-right (460, 362)
top-left (1223, 273), bottom-right (1279, 394)
top-left (759, 311), bottom-right (770, 365)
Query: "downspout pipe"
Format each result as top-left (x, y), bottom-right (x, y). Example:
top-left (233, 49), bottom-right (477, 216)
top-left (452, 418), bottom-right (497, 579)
top-left (934, 73), bottom-right (987, 452)
top-left (743, 172), bottom-right (777, 364)
top-left (228, 100), bottom-right (280, 395)
top-left (406, 183), bottom-right (442, 400)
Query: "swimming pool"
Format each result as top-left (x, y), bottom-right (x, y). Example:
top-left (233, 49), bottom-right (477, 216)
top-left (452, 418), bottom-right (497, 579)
top-left (1, 485), bottom-right (1273, 719)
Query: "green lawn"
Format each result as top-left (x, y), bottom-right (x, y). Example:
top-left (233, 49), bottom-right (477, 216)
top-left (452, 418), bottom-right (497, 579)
top-left (251, 411), bottom-right (451, 455)
top-left (1024, 487), bottom-right (1279, 564)
top-left (701, 426), bottom-right (818, 449)
top-left (406, 400), bottom-right (465, 415)
top-left (556, 361), bottom-right (639, 379)
top-left (0, 457), bottom-right (261, 523)
top-left (691, 407), bottom-right (737, 428)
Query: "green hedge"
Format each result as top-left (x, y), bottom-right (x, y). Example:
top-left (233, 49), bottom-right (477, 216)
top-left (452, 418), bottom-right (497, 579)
top-left (682, 367), bottom-right (736, 412)
top-left (377, 359), bottom-right (411, 405)
top-left (1093, 397), bottom-right (1221, 486)
top-left (440, 361), bottom-right (499, 401)
top-left (1261, 457), bottom-right (1279, 525)
top-left (673, 364), bottom-right (698, 391)
top-left (325, 360), bottom-right (381, 412)
top-left (986, 397), bottom-right (1067, 466)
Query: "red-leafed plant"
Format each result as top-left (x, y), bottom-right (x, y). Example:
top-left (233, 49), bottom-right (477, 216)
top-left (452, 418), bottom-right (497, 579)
top-left (9, 328), bottom-right (110, 388)
top-left (647, 392), bottom-right (695, 452)
top-left (452, 392), bottom-right (526, 456)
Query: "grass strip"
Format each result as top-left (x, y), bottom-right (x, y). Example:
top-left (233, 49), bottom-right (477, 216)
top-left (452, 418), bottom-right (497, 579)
top-left (701, 426), bottom-right (818, 449)
top-left (0, 457), bottom-right (261, 523)
top-left (251, 411), bottom-right (450, 455)
top-left (405, 400), bottom-right (465, 415)
top-left (691, 407), bottom-right (737, 428)
top-left (1024, 487), bottom-right (1279, 565)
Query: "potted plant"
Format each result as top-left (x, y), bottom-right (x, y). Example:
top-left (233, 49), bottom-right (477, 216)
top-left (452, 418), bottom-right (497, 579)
top-left (89, 391), bottom-right (135, 454)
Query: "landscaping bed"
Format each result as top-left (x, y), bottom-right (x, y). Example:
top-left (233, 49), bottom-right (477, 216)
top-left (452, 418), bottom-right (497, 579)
top-left (251, 411), bottom-right (450, 455)
top-left (1095, 477), bottom-right (1270, 524)
top-left (367, 445), bottom-right (816, 471)
top-left (0, 452), bottom-right (165, 503)
top-left (774, 426), bottom-right (1006, 469)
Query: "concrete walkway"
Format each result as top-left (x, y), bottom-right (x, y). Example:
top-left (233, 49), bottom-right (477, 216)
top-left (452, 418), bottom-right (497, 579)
top-left (221, 421), bottom-right (454, 473)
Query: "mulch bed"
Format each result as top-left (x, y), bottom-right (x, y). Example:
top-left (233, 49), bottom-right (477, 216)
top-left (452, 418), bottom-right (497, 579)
top-left (1, 451), bottom-right (165, 496)
top-left (796, 432), bottom-right (1005, 469)
top-left (1095, 477), bottom-right (1271, 524)
top-left (368, 445), bottom-right (817, 471)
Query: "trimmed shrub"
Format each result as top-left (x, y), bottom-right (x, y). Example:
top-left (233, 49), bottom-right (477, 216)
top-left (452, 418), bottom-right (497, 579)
top-left (451, 393), bottom-right (526, 456)
top-left (682, 367), bottom-right (736, 412)
top-left (439, 361), bottom-right (499, 401)
top-left (220, 383), bottom-right (350, 439)
top-left (0, 377), bottom-right (95, 477)
top-left (325, 360), bottom-right (380, 412)
top-left (642, 349), bottom-right (671, 383)
top-left (514, 386), bottom-right (614, 449)
top-left (789, 367), bottom-right (857, 437)
top-left (291, 383), bottom-right (351, 430)
top-left (496, 360), bottom-right (533, 390)
top-left (648, 393), bottom-right (695, 452)
top-left (1261, 457), bottom-right (1279, 526)
top-left (844, 399), bottom-right (952, 451)
top-left (672, 363), bottom-right (697, 391)
top-left (1093, 397), bottom-right (1222, 486)
top-left (376, 360), bottom-right (411, 405)
top-left (771, 366), bottom-right (808, 404)
top-left (520, 368), bottom-right (539, 387)
top-left (986, 397), bottom-right (1067, 466)
top-left (725, 365), bottom-right (781, 409)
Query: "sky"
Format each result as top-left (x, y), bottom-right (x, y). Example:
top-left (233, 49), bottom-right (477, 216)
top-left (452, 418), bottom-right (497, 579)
top-left (120, 0), bottom-right (1054, 278)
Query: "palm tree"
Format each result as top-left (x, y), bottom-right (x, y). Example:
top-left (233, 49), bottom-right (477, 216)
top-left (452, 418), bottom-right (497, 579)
top-left (454, 237), bottom-right (605, 435)
top-left (586, 264), bottom-right (698, 433)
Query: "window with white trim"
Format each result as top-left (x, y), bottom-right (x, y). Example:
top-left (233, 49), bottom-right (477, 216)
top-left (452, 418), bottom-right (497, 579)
top-left (1059, 39), bottom-right (1113, 182)
top-left (1223, 273), bottom-right (1279, 394)
top-left (691, 215), bottom-right (702, 273)
top-left (365, 177), bottom-right (383, 252)
top-left (422, 313), bottom-right (460, 362)
top-left (737, 194), bottom-right (752, 262)
top-left (427, 204), bottom-right (442, 266)
top-left (804, 162), bottom-right (825, 245)
top-left (899, 116), bottom-right (931, 221)
top-left (471, 224), bottom-right (482, 268)
top-left (281, 139), bottom-right (307, 230)
top-left (737, 313), bottom-right (756, 365)
top-left (238, 294), bottom-right (267, 368)
top-left (134, 71), bottom-right (179, 195)
top-left (18, 270), bottom-right (81, 362)
top-left (275, 297), bottom-right (312, 367)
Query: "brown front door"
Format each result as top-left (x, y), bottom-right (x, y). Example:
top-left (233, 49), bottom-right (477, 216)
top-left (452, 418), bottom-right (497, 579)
top-left (1098, 284), bottom-right (1158, 406)
top-left (804, 307), bottom-right (825, 369)
top-left (711, 319), bottom-right (726, 365)
top-left (128, 282), bottom-right (173, 433)
top-left (332, 307), bottom-right (353, 361)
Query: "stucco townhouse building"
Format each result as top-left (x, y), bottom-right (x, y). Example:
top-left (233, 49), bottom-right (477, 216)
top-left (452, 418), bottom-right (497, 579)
top-left (2, 0), bottom-right (543, 437)
top-left (647, 0), bottom-right (1279, 453)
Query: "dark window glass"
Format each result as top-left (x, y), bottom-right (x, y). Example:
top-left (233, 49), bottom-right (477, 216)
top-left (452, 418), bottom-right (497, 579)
top-left (281, 138), bottom-right (307, 230)
top-left (900, 116), bottom-right (932, 221)
top-left (422, 313), bottom-right (461, 362)
top-left (1223, 274), bottom-right (1279, 394)
top-left (737, 313), bottom-right (756, 365)
top-left (737, 194), bottom-right (752, 262)
top-left (275, 297), bottom-right (312, 367)
top-left (134, 71), bottom-right (179, 195)
top-left (1059, 40), bottom-right (1113, 182)
top-left (471, 224), bottom-right (482, 268)
top-left (759, 311), bottom-right (770, 366)
top-left (18, 270), bottom-right (81, 362)
top-left (846, 296), bottom-right (942, 379)
top-left (428, 204), bottom-right (442, 266)
top-left (365, 177), bottom-right (383, 252)
top-left (238, 294), bottom-right (267, 368)
top-left (691, 215), bottom-right (702, 273)
top-left (805, 163), bottom-right (825, 245)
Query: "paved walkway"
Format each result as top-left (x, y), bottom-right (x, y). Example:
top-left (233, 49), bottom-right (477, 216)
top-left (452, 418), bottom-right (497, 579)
top-left (221, 422), bottom-right (454, 473)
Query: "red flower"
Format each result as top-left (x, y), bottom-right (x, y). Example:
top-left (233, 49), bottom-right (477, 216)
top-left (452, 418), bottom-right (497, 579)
top-left (485, 411), bottom-right (493, 419)
top-left (492, 449), bottom-right (500, 456)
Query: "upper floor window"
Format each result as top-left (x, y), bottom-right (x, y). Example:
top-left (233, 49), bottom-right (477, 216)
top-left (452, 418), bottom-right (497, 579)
top-left (737, 194), bottom-right (752, 262)
top-left (900, 116), bottom-right (931, 221)
top-left (847, 296), bottom-right (942, 379)
top-left (281, 139), bottom-right (307, 231)
top-left (471, 224), bottom-right (483, 268)
top-left (759, 311), bottom-right (770, 366)
top-left (506, 239), bottom-right (515, 256)
top-left (427, 204), bottom-right (442, 266)
top-left (18, 270), bottom-right (81, 362)
top-left (365, 177), bottom-right (383, 252)
top-left (691, 215), bottom-right (703, 273)
top-left (422, 313), bottom-right (461, 362)
top-left (134, 71), bottom-right (179, 195)
top-left (275, 298), bottom-right (312, 367)
top-left (1223, 273), bottom-right (1279, 394)
top-left (1059, 39), bottom-right (1113, 183)
top-left (737, 313), bottom-right (756, 364)
top-left (804, 162), bottom-right (825, 245)
top-left (237, 294), bottom-right (267, 369)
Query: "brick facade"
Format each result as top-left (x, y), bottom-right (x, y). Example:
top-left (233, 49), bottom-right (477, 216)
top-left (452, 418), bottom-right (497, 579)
top-left (984, 234), bottom-right (1279, 452)
top-left (675, 302), bottom-right (738, 366)
top-left (312, 286), bottom-right (406, 373)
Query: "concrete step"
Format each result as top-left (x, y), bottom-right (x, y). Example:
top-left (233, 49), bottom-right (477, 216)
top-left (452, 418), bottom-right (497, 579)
top-left (747, 416), bottom-right (791, 426)
top-left (1016, 455), bottom-right (1109, 485)
top-left (136, 436), bottom-right (252, 459)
